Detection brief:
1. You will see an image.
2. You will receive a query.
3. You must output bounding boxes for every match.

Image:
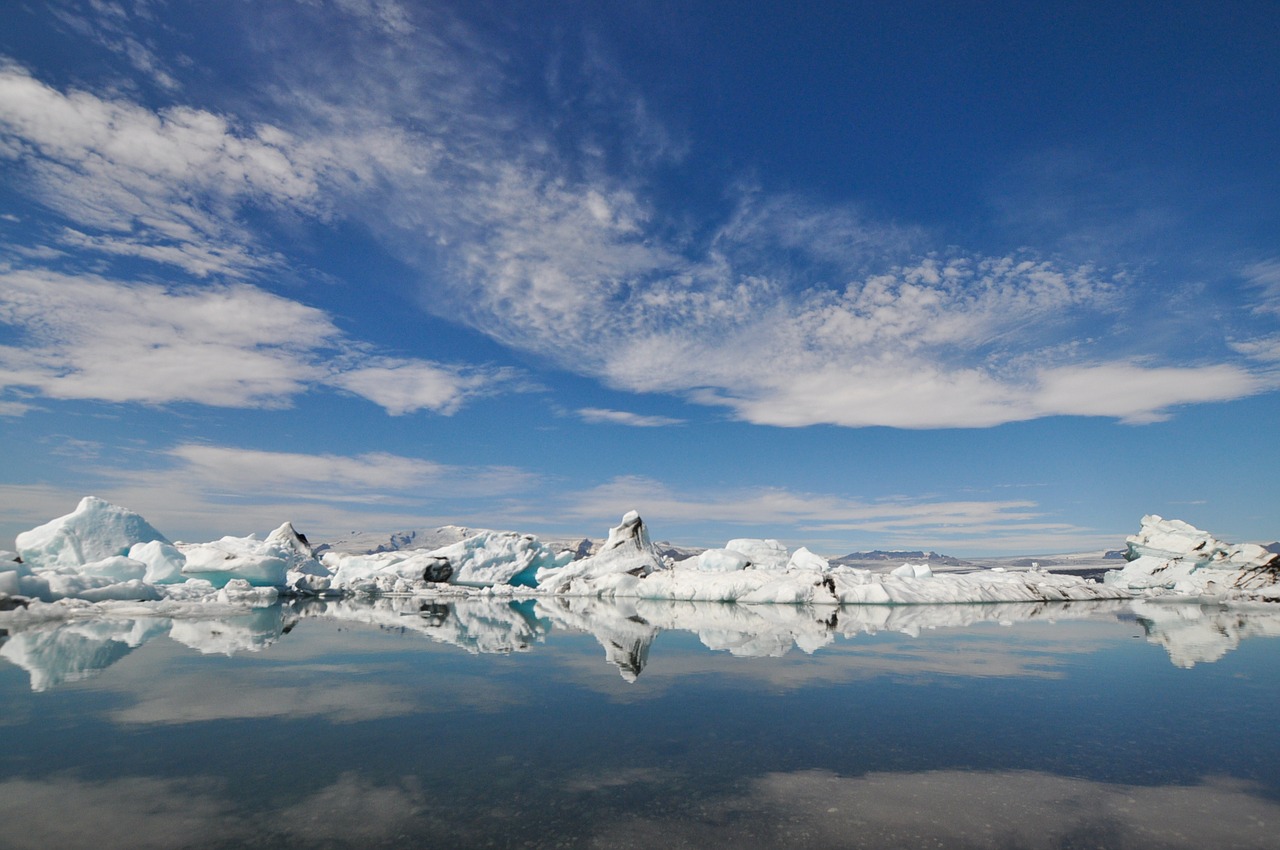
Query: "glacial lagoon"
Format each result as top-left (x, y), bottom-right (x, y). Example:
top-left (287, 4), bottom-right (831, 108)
top-left (3, 597), bottom-right (1280, 849)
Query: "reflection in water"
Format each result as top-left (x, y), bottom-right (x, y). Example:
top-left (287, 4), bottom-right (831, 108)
top-left (4, 596), bottom-right (1280, 690)
top-left (1131, 599), bottom-right (1280, 667)
top-left (2, 767), bottom-right (1277, 850)
top-left (601, 768), bottom-right (1280, 849)
top-left (4, 598), bottom-right (1280, 849)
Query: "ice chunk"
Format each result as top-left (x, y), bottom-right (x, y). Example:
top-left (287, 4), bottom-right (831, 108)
top-left (695, 549), bottom-right (752, 572)
top-left (431, 531), bottom-right (571, 587)
top-left (178, 536), bottom-right (290, 588)
top-left (724, 538), bottom-right (790, 570)
top-left (787, 547), bottom-right (829, 571)
top-left (890, 562), bottom-right (933, 579)
top-left (1106, 515), bottom-right (1280, 598)
top-left (535, 511), bottom-right (667, 592)
top-left (15, 496), bottom-right (169, 568)
top-left (77, 555), bottom-right (148, 583)
top-left (265, 522), bottom-right (315, 558)
top-left (126, 540), bottom-right (187, 584)
top-left (321, 531), bottom-right (572, 592)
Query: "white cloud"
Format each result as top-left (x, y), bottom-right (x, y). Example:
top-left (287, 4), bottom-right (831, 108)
top-left (554, 475), bottom-right (1109, 553)
top-left (331, 358), bottom-right (508, 415)
top-left (1244, 258), bottom-right (1280, 315)
top-left (0, 399), bottom-right (33, 416)
top-left (0, 268), bottom-right (508, 414)
top-left (327, 0), bottom-right (416, 36)
top-left (577, 407), bottom-right (684, 427)
top-left (2, 14), bottom-right (1271, 433)
top-left (1032, 362), bottom-right (1262, 424)
top-left (1232, 335), bottom-right (1280, 362)
top-left (47, 1), bottom-right (182, 91)
top-left (0, 62), bottom-right (319, 277)
top-left (0, 268), bottom-right (329, 407)
top-left (162, 444), bottom-right (452, 494)
top-left (0, 442), bottom-right (541, 545)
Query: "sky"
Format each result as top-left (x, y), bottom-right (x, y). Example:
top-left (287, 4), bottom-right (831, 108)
top-left (1, 0), bottom-right (1277, 556)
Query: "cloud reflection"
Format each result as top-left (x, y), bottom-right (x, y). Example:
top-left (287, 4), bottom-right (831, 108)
top-left (4, 766), bottom-right (1277, 850)
top-left (590, 768), bottom-right (1280, 849)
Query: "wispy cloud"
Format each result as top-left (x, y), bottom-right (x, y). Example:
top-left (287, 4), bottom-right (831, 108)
top-left (1244, 259), bottom-right (1280, 316)
top-left (552, 475), bottom-right (1111, 553)
top-left (0, 442), bottom-right (541, 544)
top-left (577, 408), bottom-right (684, 427)
top-left (154, 443), bottom-right (536, 500)
top-left (47, 0), bottom-right (183, 91)
top-left (239, 15), bottom-right (1269, 430)
top-left (331, 358), bottom-right (514, 416)
top-left (0, 62), bottom-right (318, 278)
top-left (1, 9), bottom-right (1273, 433)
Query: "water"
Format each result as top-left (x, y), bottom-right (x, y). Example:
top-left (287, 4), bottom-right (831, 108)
top-left (3, 597), bottom-right (1280, 848)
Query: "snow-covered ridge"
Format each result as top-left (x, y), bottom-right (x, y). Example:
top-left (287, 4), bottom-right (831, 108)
top-left (1, 499), bottom-right (1275, 623)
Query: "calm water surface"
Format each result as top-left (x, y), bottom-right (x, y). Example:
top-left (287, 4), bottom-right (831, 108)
top-left (2, 597), bottom-right (1280, 849)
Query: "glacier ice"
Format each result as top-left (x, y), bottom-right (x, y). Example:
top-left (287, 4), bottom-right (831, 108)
top-left (15, 496), bottom-right (169, 568)
top-left (4, 499), bottom-right (1279, 635)
top-left (723, 538), bottom-right (791, 570)
top-left (1104, 514), bottom-right (1280, 598)
top-left (695, 548), bottom-right (753, 572)
top-left (534, 510), bottom-right (666, 593)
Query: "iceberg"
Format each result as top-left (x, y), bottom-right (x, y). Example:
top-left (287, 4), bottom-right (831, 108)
top-left (321, 530), bottom-right (573, 594)
top-left (534, 510), bottom-right (666, 593)
top-left (15, 496), bottom-right (169, 568)
top-left (6, 498), bottom-right (1280, 631)
top-left (1104, 514), bottom-right (1280, 599)
top-left (695, 548), bottom-right (753, 572)
top-left (723, 538), bottom-right (791, 570)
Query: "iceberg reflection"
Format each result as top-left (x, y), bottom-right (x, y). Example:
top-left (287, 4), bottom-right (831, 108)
top-left (6, 597), bottom-right (1280, 691)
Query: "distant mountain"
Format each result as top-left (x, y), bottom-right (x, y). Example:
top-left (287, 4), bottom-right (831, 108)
top-left (1267, 542), bottom-right (1280, 555)
top-left (316, 526), bottom-right (479, 555)
top-left (833, 550), bottom-right (971, 566)
top-left (1103, 549), bottom-right (1128, 559)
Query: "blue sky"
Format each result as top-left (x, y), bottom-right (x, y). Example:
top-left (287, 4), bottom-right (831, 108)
top-left (1, 0), bottom-right (1277, 555)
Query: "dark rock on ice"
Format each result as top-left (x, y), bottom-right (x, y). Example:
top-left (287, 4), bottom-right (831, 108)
top-left (422, 557), bottom-right (454, 583)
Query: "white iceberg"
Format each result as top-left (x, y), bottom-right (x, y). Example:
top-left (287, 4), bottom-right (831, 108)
top-left (7, 499), bottom-right (1280, 627)
top-left (321, 529), bottom-right (573, 593)
top-left (534, 510), bottom-right (667, 593)
top-left (696, 548), bottom-right (753, 572)
top-left (1105, 514), bottom-right (1280, 599)
top-left (15, 496), bottom-right (169, 568)
top-left (178, 522), bottom-right (325, 589)
top-left (127, 540), bottom-right (188, 584)
top-left (723, 538), bottom-right (791, 570)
